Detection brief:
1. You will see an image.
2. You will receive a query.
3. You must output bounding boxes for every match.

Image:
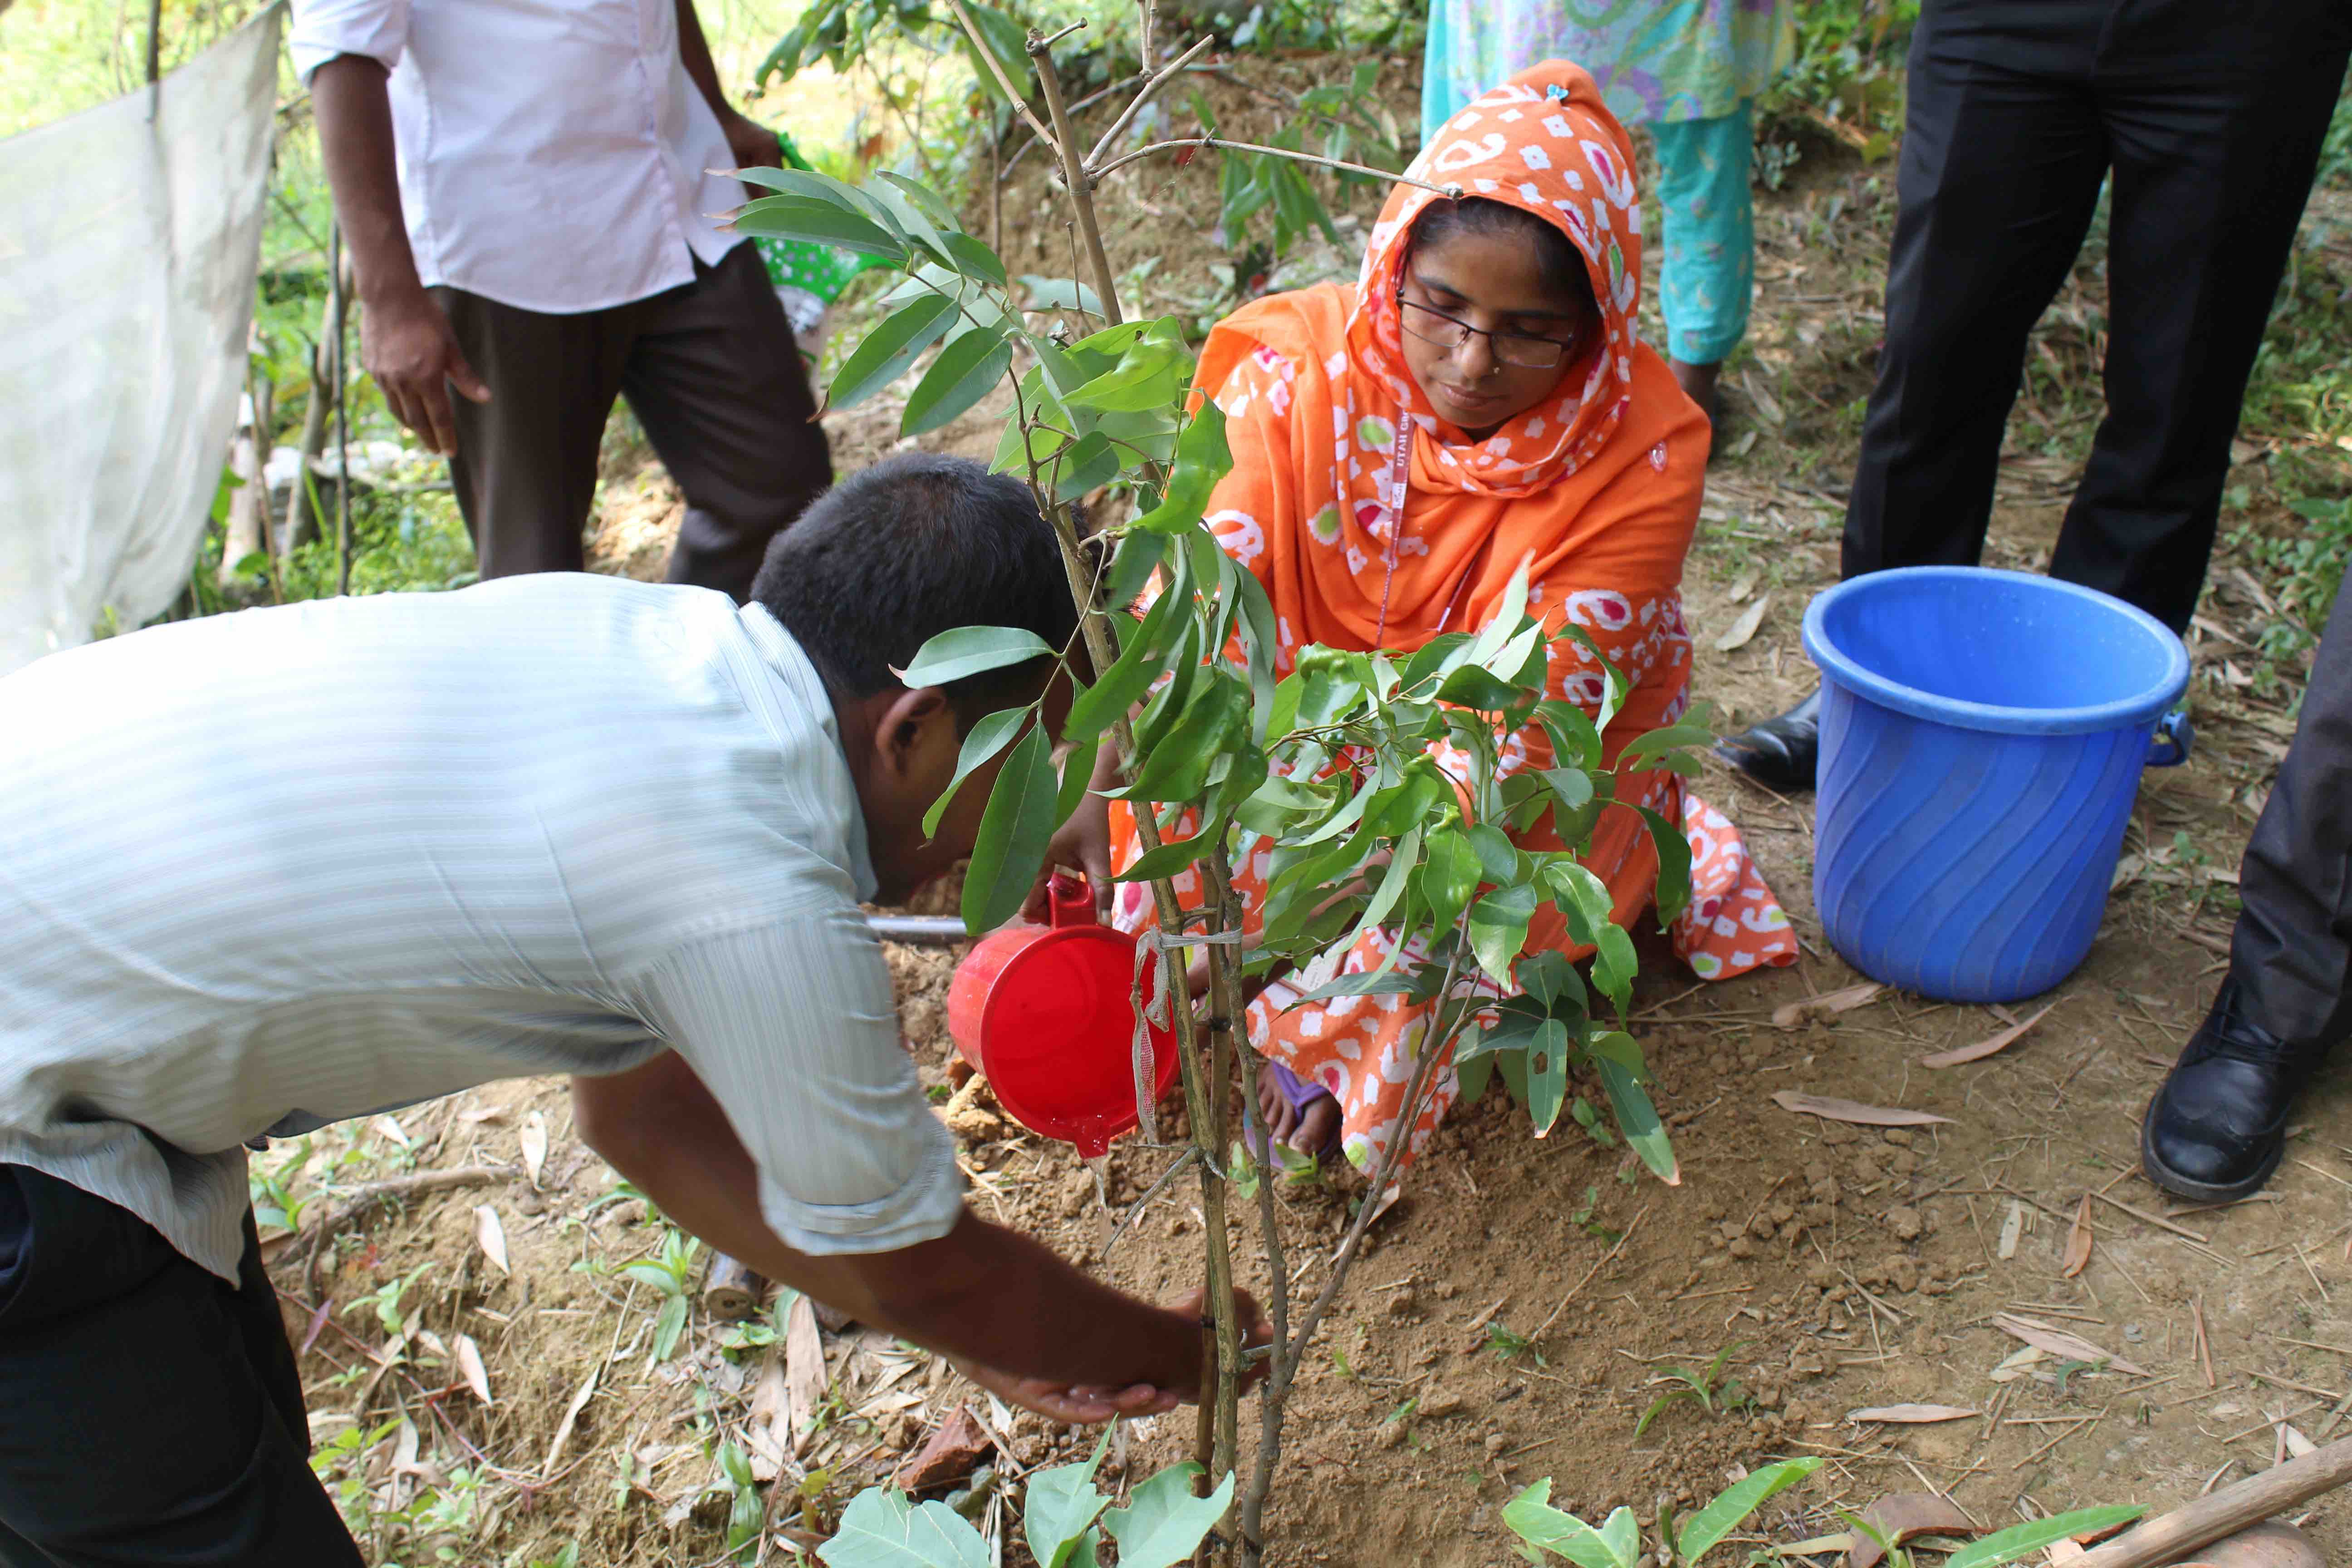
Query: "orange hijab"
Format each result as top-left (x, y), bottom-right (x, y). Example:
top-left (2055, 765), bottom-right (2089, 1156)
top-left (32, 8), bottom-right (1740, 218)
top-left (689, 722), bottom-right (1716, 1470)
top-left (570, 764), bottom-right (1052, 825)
top-left (1192, 59), bottom-right (1707, 698)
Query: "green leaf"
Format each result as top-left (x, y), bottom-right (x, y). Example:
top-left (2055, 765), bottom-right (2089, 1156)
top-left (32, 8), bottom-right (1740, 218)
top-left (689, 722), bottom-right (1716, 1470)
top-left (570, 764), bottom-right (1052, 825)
top-left (1118, 677), bottom-right (1247, 805)
top-left (1418, 826), bottom-right (1479, 934)
top-left (620, 1262), bottom-right (682, 1294)
top-left (1117, 823), bottom-right (1223, 882)
top-left (1526, 1017), bottom-right (1569, 1136)
top-left (1465, 553), bottom-right (1534, 668)
top-left (828, 294), bottom-right (959, 412)
top-left (1676, 1458), bottom-right (1822, 1563)
top-left (1501, 1482), bottom-right (1635, 1568)
top-left (1100, 1464), bottom-right (1235, 1568)
top-left (1598, 1506), bottom-right (1641, 1568)
top-left (1594, 1049), bottom-right (1678, 1184)
top-left (818, 1487), bottom-right (990, 1568)
top-left (1633, 804), bottom-right (1694, 926)
top-left (1054, 743), bottom-right (1095, 835)
top-left (1535, 701), bottom-right (1603, 771)
top-left (1052, 431), bottom-right (1121, 504)
top-left (1064, 598), bottom-right (1174, 743)
top-left (1945, 1509), bottom-right (2146, 1568)
top-left (1467, 882), bottom-right (1538, 984)
top-left (1561, 629), bottom-right (1631, 732)
top-left (1455, 1052), bottom-right (1494, 1103)
top-left (735, 165), bottom-right (873, 211)
top-left (1065, 337), bottom-right (1190, 414)
top-left (938, 231), bottom-right (1008, 287)
top-left (922, 706), bottom-right (1029, 837)
top-left (651, 1293), bottom-right (688, 1362)
top-left (875, 171), bottom-right (960, 231)
top-left (1130, 402), bottom-right (1232, 534)
top-left (954, 2), bottom-right (1031, 109)
top-left (1435, 663), bottom-right (1528, 712)
top-left (734, 195), bottom-right (904, 260)
top-left (899, 625), bottom-right (1055, 688)
top-left (903, 328), bottom-right (1014, 436)
top-left (1024, 1431), bottom-right (1114, 1568)
top-left (960, 725), bottom-right (1060, 936)
top-left (1019, 275), bottom-right (1107, 317)
top-left (1544, 769), bottom-right (1595, 812)
top-left (1618, 722), bottom-right (1718, 770)
top-left (1467, 824), bottom-right (1520, 885)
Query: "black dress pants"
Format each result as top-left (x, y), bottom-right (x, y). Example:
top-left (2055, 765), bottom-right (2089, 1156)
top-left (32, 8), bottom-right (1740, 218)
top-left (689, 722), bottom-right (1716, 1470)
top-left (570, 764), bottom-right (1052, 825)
top-left (1842, 0), bottom-right (2352, 633)
top-left (0, 1167), bottom-right (361, 1567)
top-left (436, 240), bottom-right (833, 602)
top-left (2235, 582), bottom-right (2352, 1051)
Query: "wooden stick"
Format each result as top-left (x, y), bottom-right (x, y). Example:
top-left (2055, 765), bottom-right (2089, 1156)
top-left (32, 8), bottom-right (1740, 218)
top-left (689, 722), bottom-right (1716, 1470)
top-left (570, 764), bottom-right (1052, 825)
top-left (2089, 1189), bottom-right (2210, 1244)
top-left (704, 1252), bottom-right (764, 1321)
top-left (2194, 1295), bottom-right (2216, 1388)
top-left (2069, 1435), bottom-right (2352, 1568)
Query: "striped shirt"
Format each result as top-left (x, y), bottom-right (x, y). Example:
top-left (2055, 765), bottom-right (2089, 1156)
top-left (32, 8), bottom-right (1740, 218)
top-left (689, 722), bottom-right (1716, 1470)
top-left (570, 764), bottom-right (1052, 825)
top-left (0, 575), bottom-right (963, 1283)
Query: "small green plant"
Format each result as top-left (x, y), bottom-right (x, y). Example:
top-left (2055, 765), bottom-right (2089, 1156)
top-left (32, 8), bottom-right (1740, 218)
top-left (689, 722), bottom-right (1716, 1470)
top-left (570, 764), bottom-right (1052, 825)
top-left (620, 1227), bottom-right (704, 1366)
top-left (817, 1437), bottom-right (1232, 1568)
top-left (1632, 1342), bottom-right (1751, 1438)
top-left (718, 1442), bottom-right (765, 1562)
top-left (1506, 1457), bottom-right (1821, 1568)
top-left (719, 1288), bottom-right (804, 1357)
top-left (1485, 1319), bottom-right (1546, 1367)
top-left (247, 1136), bottom-right (316, 1235)
top-left (346, 1263), bottom-right (434, 1339)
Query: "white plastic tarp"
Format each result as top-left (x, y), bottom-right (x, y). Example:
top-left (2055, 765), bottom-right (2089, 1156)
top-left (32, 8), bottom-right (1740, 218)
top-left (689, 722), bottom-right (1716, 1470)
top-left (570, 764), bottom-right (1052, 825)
top-left (0, 9), bottom-right (281, 675)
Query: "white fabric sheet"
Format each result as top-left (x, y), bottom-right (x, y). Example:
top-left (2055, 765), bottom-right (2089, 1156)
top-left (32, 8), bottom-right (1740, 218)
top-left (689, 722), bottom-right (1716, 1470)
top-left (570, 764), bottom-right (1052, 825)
top-left (0, 10), bottom-right (280, 676)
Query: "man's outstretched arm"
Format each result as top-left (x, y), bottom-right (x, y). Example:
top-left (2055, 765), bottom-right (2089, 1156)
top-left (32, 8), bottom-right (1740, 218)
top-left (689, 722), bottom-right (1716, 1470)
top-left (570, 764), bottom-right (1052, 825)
top-left (572, 1050), bottom-right (1226, 1420)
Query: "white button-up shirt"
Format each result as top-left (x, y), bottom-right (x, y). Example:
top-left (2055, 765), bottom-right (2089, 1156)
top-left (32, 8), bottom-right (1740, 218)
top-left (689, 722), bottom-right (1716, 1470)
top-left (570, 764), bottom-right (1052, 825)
top-left (0, 577), bottom-right (964, 1283)
top-left (289, 0), bottom-right (748, 314)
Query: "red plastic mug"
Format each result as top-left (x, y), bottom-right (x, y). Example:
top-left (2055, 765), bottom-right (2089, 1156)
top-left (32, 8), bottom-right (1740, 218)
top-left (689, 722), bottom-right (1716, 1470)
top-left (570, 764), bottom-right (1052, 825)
top-left (946, 873), bottom-right (1180, 1157)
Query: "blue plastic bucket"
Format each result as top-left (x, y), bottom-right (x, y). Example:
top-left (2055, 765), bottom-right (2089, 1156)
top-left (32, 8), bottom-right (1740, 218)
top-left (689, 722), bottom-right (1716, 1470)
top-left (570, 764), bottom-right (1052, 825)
top-left (1803, 567), bottom-right (2191, 1004)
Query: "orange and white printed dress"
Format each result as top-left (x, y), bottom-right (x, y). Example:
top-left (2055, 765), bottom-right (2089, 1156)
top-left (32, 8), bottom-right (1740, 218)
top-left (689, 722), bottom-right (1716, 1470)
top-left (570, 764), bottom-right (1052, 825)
top-left (1110, 61), bottom-right (1796, 1178)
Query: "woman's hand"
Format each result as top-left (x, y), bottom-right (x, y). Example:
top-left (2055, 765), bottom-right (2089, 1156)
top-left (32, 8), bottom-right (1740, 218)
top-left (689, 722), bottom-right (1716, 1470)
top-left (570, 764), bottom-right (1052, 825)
top-left (1028, 742), bottom-right (1118, 921)
top-left (951, 1360), bottom-right (1179, 1424)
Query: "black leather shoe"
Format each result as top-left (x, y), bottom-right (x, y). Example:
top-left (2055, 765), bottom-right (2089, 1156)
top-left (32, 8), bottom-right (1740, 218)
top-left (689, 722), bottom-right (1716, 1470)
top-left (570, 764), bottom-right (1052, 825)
top-left (2141, 978), bottom-right (2328, 1202)
top-left (1715, 690), bottom-right (1821, 793)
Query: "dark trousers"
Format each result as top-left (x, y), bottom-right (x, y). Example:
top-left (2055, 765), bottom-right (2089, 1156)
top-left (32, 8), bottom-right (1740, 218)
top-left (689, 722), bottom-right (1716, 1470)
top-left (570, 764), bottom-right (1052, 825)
top-left (2236, 583), bottom-right (2352, 1049)
top-left (1842, 0), bottom-right (2352, 632)
top-left (436, 240), bottom-right (832, 601)
top-left (0, 1167), bottom-right (360, 1567)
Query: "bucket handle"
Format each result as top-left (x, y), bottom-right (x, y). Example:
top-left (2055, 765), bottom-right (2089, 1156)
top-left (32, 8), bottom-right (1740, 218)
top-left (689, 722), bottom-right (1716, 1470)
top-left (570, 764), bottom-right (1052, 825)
top-left (1047, 871), bottom-right (1099, 928)
top-left (2147, 709), bottom-right (2194, 769)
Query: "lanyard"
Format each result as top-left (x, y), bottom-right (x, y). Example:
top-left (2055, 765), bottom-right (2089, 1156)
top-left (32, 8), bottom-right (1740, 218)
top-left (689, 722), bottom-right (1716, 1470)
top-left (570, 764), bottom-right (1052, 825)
top-left (1369, 416), bottom-right (1486, 649)
top-left (1370, 417), bottom-right (1415, 648)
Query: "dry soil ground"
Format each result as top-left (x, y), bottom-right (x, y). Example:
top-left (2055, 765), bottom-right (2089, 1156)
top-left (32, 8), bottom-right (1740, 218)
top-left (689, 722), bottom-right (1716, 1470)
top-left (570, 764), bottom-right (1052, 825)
top-left (265, 52), bottom-right (2352, 1568)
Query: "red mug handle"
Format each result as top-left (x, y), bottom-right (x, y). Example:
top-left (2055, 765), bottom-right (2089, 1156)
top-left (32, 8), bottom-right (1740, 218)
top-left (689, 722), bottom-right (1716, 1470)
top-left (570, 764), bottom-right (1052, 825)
top-left (1047, 872), bottom-right (1097, 929)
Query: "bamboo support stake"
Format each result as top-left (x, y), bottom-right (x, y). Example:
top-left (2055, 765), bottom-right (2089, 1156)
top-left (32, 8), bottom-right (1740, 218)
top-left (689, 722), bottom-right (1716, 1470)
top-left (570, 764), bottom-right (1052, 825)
top-left (2070, 1436), bottom-right (2352, 1568)
top-left (1029, 32), bottom-right (1124, 329)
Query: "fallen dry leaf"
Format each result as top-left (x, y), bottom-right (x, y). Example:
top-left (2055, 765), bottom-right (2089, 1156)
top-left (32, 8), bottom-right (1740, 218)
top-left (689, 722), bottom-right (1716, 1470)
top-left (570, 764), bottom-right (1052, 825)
top-left (1993, 1313), bottom-right (2147, 1377)
top-left (1772, 1091), bottom-right (1954, 1128)
top-left (1714, 594), bottom-right (1770, 653)
top-left (543, 1367), bottom-right (598, 1472)
top-left (784, 1294), bottom-right (828, 1444)
top-left (455, 1333), bottom-right (492, 1405)
top-left (1847, 1493), bottom-right (1982, 1568)
top-left (473, 1204), bottom-right (509, 1275)
top-left (2283, 1423), bottom-right (2318, 1458)
top-left (370, 1114), bottom-right (412, 1150)
top-left (1774, 982), bottom-right (1885, 1030)
top-left (2062, 1194), bottom-right (2093, 1278)
top-left (519, 1111), bottom-right (548, 1189)
top-left (1919, 1001), bottom-right (2060, 1068)
top-left (1846, 1404), bottom-right (1980, 1425)
top-left (892, 1404), bottom-right (994, 1492)
top-left (1998, 1199), bottom-right (2026, 1259)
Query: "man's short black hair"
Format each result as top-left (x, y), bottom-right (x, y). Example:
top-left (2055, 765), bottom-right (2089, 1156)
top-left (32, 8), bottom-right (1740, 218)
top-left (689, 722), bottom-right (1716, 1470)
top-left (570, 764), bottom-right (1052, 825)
top-left (752, 452), bottom-right (1079, 729)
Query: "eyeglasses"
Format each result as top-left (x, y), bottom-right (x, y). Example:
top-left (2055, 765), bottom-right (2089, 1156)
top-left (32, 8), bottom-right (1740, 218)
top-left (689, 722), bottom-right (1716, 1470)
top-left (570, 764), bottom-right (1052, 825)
top-left (1396, 293), bottom-right (1582, 370)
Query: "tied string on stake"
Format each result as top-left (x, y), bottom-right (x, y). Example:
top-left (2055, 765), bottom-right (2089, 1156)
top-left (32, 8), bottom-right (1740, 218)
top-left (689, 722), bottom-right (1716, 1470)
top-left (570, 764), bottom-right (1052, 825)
top-left (1127, 920), bottom-right (1248, 1144)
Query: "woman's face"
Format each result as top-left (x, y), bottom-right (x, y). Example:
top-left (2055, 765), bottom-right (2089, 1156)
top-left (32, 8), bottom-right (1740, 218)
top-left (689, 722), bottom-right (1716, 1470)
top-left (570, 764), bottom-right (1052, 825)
top-left (1396, 224), bottom-right (1594, 439)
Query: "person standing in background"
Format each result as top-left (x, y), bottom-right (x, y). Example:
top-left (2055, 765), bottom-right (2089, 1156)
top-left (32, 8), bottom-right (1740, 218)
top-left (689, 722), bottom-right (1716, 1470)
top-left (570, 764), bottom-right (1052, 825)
top-left (1420, 0), bottom-right (1793, 426)
top-left (294, 0), bottom-right (832, 599)
top-left (1718, 0), bottom-right (2352, 790)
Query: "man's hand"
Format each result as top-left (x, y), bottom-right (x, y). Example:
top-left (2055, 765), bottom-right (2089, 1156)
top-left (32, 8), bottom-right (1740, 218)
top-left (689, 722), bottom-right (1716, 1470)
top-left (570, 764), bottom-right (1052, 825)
top-left (361, 286), bottom-right (490, 456)
top-left (720, 109), bottom-right (784, 173)
top-left (952, 1361), bottom-right (1180, 1424)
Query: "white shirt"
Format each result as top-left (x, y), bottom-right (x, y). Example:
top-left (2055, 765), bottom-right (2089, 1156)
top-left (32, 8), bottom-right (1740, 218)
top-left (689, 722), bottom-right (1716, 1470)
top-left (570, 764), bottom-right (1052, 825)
top-left (289, 0), bottom-right (748, 313)
top-left (0, 577), bottom-right (963, 1283)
